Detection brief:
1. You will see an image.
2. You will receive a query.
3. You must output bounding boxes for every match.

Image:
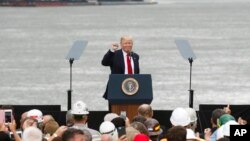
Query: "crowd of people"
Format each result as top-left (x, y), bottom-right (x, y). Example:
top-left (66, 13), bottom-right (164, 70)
top-left (1, 102), bottom-right (249, 141)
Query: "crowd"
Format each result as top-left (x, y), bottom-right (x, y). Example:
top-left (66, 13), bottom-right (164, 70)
top-left (0, 102), bottom-right (249, 141)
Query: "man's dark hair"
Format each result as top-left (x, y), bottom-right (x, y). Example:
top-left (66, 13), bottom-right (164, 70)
top-left (111, 117), bottom-right (125, 128)
top-left (211, 109), bottom-right (226, 125)
top-left (150, 135), bottom-right (159, 141)
top-left (0, 131), bottom-right (11, 141)
top-left (51, 137), bottom-right (62, 141)
top-left (166, 126), bottom-right (186, 141)
top-left (73, 115), bottom-right (87, 122)
top-left (130, 122), bottom-right (149, 136)
top-left (82, 129), bottom-right (92, 141)
top-left (240, 113), bottom-right (250, 125)
top-left (62, 128), bottom-right (85, 141)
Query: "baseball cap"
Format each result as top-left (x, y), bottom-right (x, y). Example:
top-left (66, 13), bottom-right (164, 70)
top-left (218, 114), bottom-right (235, 127)
top-left (99, 121), bottom-right (116, 134)
top-left (71, 101), bottom-right (89, 115)
top-left (144, 118), bottom-right (162, 136)
top-left (170, 107), bottom-right (191, 126)
top-left (27, 109), bottom-right (43, 123)
top-left (133, 134), bottom-right (149, 141)
top-left (185, 108), bottom-right (197, 123)
top-left (99, 121), bottom-right (118, 140)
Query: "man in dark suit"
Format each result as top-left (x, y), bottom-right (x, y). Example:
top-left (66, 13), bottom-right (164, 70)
top-left (102, 36), bottom-right (140, 99)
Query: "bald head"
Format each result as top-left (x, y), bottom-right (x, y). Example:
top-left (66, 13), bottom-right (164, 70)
top-left (137, 104), bottom-right (153, 118)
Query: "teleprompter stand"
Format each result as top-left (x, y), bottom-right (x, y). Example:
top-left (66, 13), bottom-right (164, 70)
top-left (65, 40), bottom-right (88, 110)
top-left (175, 39), bottom-right (197, 108)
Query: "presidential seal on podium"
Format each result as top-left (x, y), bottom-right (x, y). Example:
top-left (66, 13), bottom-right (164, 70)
top-left (121, 78), bottom-right (139, 96)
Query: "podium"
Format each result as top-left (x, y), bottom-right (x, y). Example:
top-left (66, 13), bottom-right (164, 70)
top-left (107, 74), bottom-right (153, 120)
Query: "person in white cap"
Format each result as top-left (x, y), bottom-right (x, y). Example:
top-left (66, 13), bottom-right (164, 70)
top-left (27, 109), bottom-right (43, 129)
top-left (99, 121), bottom-right (118, 141)
top-left (216, 114), bottom-right (236, 140)
top-left (71, 101), bottom-right (101, 141)
top-left (221, 120), bottom-right (238, 139)
top-left (170, 107), bottom-right (191, 127)
top-left (27, 109), bottom-right (43, 123)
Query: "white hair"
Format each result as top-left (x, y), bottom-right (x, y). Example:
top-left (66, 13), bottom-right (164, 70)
top-left (104, 113), bottom-right (119, 121)
top-left (120, 35), bottom-right (133, 43)
top-left (22, 127), bottom-right (43, 141)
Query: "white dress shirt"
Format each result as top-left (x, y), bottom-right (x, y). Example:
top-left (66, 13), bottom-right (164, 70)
top-left (122, 50), bottom-right (134, 74)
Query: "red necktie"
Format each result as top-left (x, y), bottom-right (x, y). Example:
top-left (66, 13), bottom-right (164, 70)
top-left (127, 54), bottom-right (133, 74)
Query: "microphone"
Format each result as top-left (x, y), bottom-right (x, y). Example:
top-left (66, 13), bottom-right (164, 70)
top-left (129, 51), bottom-right (133, 59)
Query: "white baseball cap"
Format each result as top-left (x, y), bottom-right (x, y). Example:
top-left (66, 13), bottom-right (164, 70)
top-left (99, 121), bottom-right (118, 140)
top-left (99, 121), bottom-right (116, 134)
top-left (71, 101), bottom-right (89, 115)
top-left (170, 107), bottom-right (191, 126)
top-left (27, 109), bottom-right (43, 123)
top-left (185, 108), bottom-right (197, 123)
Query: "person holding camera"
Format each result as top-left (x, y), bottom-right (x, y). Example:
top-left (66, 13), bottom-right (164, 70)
top-left (0, 120), bottom-right (22, 141)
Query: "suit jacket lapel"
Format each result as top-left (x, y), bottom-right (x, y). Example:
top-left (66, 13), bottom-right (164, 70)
top-left (132, 55), bottom-right (138, 74)
top-left (119, 50), bottom-right (125, 73)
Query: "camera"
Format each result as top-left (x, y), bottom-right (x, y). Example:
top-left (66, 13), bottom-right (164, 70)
top-left (120, 111), bottom-right (126, 120)
top-left (4, 109), bottom-right (12, 124)
top-left (117, 126), bottom-right (126, 137)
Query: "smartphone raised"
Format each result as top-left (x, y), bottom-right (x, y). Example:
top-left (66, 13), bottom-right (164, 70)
top-left (120, 111), bottom-right (126, 120)
top-left (117, 126), bottom-right (126, 138)
top-left (4, 109), bottom-right (12, 123)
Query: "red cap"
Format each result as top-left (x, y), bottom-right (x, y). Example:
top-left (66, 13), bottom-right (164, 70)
top-left (133, 134), bottom-right (149, 141)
